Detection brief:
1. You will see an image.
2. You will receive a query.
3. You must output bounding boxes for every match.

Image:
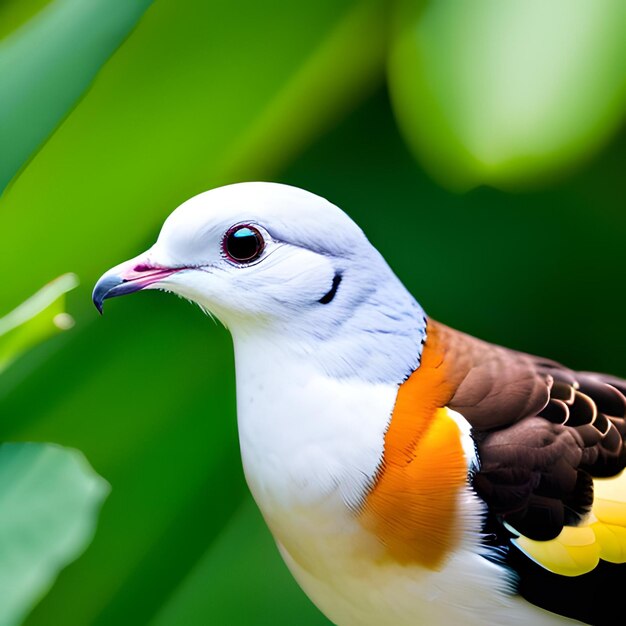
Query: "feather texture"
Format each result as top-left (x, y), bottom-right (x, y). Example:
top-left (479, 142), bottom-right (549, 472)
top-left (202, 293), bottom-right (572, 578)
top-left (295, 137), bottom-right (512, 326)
top-left (424, 319), bottom-right (626, 579)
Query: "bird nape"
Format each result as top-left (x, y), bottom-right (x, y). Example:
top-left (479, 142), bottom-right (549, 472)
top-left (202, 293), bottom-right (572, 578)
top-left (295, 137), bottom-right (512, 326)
top-left (94, 182), bottom-right (626, 626)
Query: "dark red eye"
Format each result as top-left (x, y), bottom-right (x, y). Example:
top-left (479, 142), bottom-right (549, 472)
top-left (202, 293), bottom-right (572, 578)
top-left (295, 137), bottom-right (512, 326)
top-left (223, 224), bottom-right (265, 263)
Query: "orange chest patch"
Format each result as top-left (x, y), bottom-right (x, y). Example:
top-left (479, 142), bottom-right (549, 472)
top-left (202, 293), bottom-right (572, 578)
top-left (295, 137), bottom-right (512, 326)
top-left (359, 325), bottom-right (468, 569)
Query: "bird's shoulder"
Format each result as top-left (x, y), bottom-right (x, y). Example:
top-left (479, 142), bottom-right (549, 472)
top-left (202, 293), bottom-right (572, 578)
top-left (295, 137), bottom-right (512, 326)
top-left (427, 319), bottom-right (626, 584)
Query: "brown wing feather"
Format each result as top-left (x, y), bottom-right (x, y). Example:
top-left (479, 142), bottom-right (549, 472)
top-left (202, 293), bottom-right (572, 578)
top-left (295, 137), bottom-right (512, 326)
top-left (428, 320), bottom-right (626, 541)
top-left (431, 322), bottom-right (552, 429)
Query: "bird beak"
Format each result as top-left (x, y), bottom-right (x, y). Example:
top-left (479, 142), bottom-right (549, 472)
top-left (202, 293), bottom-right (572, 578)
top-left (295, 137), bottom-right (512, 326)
top-left (92, 257), bottom-right (181, 314)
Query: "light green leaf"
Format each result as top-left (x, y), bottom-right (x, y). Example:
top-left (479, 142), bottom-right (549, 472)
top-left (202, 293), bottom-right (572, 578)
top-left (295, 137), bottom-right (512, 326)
top-left (0, 0), bottom-right (54, 41)
top-left (389, 0), bottom-right (626, 190)
top-left (0, 274), bottom-right (78, 375)
top-left (0, 0), bottom-right (154, 191)
top-left (0, 442), bottom-right (109, 626)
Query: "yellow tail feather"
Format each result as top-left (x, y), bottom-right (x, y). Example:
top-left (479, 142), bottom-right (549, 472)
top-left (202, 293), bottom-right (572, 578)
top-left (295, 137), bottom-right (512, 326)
top-left (512, 470), bottom-right (626, 576)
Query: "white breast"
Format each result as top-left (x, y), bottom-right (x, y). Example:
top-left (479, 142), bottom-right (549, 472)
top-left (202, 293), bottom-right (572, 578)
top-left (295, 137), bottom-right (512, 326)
top-left (231, 332), bottom-right (579, 626)
top-left (233, 331), bottom-right (397, 512)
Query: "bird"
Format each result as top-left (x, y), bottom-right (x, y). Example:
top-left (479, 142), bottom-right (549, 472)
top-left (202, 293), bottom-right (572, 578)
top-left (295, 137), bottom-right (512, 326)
top-left (93, 182), bottom-right (626, 626)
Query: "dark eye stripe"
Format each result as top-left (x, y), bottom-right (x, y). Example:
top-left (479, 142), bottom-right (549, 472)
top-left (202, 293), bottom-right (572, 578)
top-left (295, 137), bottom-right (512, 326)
top-left (319, 273), bottom-right (342, 304)
top-left (223, 224), bottom-right (265, 263)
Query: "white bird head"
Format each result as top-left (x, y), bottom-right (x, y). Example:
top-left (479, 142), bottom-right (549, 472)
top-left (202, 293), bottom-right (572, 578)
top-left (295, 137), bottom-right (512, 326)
top-left (93, 182), bottom-right (426, 382)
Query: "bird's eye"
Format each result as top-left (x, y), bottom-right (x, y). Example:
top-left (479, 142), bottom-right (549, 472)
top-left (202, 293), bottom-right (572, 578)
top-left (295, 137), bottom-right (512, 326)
top-left (222, 224), bottom-right (265, 263)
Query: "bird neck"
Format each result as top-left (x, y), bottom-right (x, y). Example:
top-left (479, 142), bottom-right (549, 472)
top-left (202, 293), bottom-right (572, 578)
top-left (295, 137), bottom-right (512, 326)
top-left (228, 276), bottom-right (427, 514)
top-left (231, 328), bottom-right (400, 511)
top-left (231, 270), bottom-right (427, 386)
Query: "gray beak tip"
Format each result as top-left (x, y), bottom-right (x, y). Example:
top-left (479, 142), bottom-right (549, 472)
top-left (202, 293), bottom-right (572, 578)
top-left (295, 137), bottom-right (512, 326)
top-left (92, 275), bottom-right (124, 315)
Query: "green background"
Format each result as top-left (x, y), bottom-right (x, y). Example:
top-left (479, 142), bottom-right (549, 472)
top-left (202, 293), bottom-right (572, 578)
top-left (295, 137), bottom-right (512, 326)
top-left (0, 0), bottom-right (624, 624)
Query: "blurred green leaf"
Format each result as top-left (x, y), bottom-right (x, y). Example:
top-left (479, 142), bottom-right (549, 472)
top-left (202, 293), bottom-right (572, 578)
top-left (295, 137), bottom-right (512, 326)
top-left (0, 0), bottom-right (154, 191)
top-left (0, 274), bottom-right (106, 625)
top-left (0, 0), bottom-right (385, 311)
top-left (152, 497), bottom-right (330, 626)
top-left (0, 442), bottom-right (109, 626)
top-left (388, 0), bottom-right (626, 190)
top-left (4, 298), bottom-right (245, 626)
top-left (0, 0), bottom-right (54, 41)
top-left (0, 274), bottom-right (78, 375)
